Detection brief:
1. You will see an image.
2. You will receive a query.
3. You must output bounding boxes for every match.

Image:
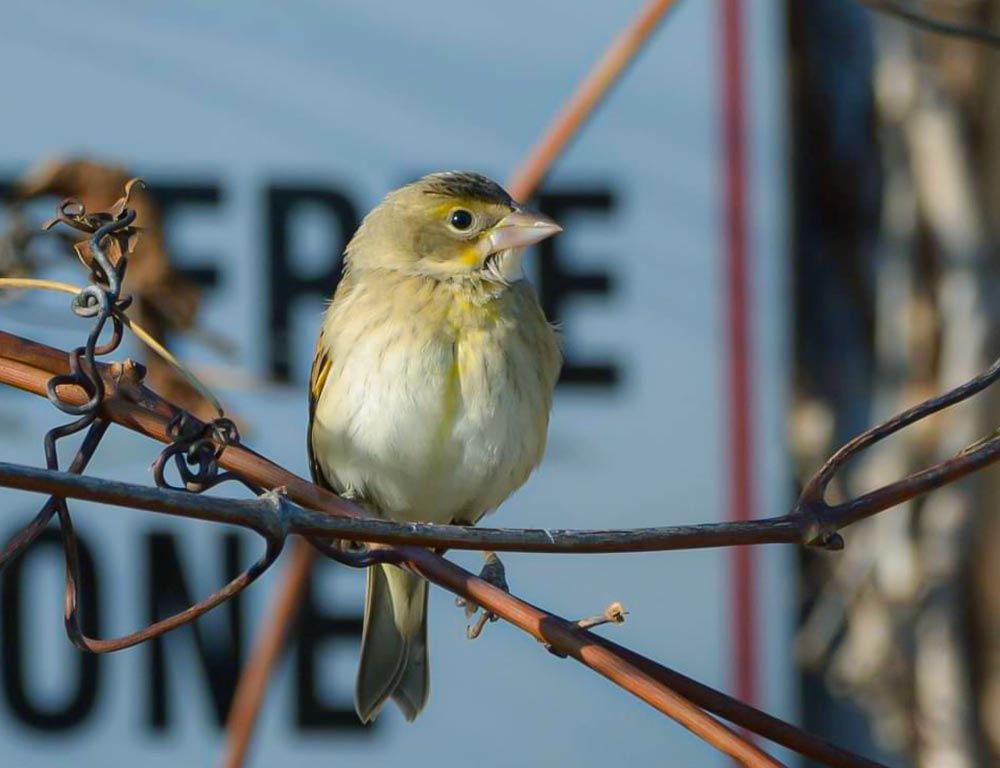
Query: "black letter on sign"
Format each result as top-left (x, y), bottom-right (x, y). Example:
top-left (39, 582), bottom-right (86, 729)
top-left (536, 189), bottom-right (619, 387)
top-left (267, 185), bottom-right (360, 382)
top-left (146, 532), bottom-right (244, 729)
top-left (294, 561), bottom-right (368, 731)
top-left (146, 182), bottom-right (223, 290)
top-left (1, 527), bottom-right (100, 730)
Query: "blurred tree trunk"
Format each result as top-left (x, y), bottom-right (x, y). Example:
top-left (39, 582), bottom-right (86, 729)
top-left (791, 1), bottom-right (1000, 766)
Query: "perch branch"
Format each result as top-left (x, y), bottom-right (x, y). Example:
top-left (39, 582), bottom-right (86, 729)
top-left (0, 326), bottom-right (909, 768)
top-left (0, 332), bottom-right (788, 767)
top-left (3, 331), bottom-right (999, 559)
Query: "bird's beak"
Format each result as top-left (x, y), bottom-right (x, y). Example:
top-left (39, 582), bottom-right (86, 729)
top-left (486, 209), bottom-right (562, 255)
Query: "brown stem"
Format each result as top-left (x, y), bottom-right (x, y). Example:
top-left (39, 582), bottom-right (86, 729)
top-left (506, 0), bottom-right (681, 200)
top-left (14, 329), bottom-right (1000, 558)
top-left (402, 549), bottom-right (786, 768)
top-left (222, 538), bottom-right (315, 768)
top-left (0, 459), bottom-right (810, 552)
top-left (0, 329), bottom-right (894, 767)
top-left (0, 332), bottom-right (790, 766)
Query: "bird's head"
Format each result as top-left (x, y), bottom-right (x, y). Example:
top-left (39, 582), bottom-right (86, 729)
top-left (344, 171), bottom-right (561, 283)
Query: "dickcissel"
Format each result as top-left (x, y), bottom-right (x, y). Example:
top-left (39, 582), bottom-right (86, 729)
top-left (307, 172), bottom-right (562, 723)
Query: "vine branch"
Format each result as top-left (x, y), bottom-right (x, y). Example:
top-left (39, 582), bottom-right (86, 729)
top-left (855, 0), bottom-right (1000, 49)
top-left (4, 329), bottom-right (999, 558)
top-left (3, 317), bottom-right (997, 767)
top-left (10, 0), bottom-right (1000, 763)
top-left (0, 328), bottom-right (793, 768)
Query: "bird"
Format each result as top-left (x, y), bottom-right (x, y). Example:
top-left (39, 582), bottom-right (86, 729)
top-left (307, 171), bottom-right (562, 723)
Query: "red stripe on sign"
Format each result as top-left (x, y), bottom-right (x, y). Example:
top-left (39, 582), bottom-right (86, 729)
top-left (720, 0), bottom-right (756, 709)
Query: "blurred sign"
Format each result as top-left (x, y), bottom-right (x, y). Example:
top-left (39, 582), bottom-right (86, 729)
top-left (0, 1), bottom-right (790, 766)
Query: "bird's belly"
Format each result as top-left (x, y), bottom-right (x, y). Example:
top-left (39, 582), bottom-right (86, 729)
top-left (312, 323), bottom-right (548, 524)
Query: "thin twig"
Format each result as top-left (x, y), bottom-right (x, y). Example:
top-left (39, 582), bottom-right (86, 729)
top-left (506, 0), bottom-right (681, 200)
top-left (5, 333), bottom-right (1000, 558)
top-left (0, 332), bottom-right (882, 768)
top-left (0, 276), bottom-right (224, 415)
top-left (595, 634), bottom-right (888, 768)
top-left (0, 328), bottom-right (895, 768)
top-left (575, 601), bottom-right (628, 630)
top-left (855, 0), bottom-right (1000, 48)
top-left (222, 538), bottom-right (315, 768)
top-left (0, 459), bottom-right (807, 551)
top-left (404, 544), bottom-right (788, 768)
top-left (0, 331), bottom-right (784, 766)
top-left (0, 1), bottom-right (933, 762)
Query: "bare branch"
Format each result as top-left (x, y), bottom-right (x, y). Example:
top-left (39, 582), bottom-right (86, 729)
top-left (855, 0), bottom-right (1000, 49)
top-left (2, 7), bottom-right (992, 751)
top-left (6, 108), bottom-right (994, 762)
top-left (223, 539), bottom-right (315, 768)
top-left (0, 1), bottom-right (935, 757)
top-left (0, 326), bottom-right (900, 766)
top-left (506, 0), bottom-right (681, 200)
top-left (5, 329), bottom-right (1000, 559)
top-left (0, 457), bottom-right (808, 552)
top-left (0, 330), bottom-right (794, 766)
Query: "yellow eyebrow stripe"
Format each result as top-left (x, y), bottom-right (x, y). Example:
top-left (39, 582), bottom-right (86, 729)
top-left (429, 198), bottom-right (478, 217)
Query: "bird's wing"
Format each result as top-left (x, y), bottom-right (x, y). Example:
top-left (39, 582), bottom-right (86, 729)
top-left (307, 329), bottom-right (334, 491)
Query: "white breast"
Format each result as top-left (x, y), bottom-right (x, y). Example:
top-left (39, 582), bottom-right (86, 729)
top-left (311, 275), bottom-right (559, 525)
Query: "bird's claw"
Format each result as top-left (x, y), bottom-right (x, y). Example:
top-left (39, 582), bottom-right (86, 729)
top-left (456, 552), bottom-right (508, 639)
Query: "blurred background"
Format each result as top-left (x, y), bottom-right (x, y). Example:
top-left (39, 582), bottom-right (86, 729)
top-left (0, 0), bottom-right (996, 766)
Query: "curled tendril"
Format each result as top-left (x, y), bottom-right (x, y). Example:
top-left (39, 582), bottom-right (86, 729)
top-left (37, 182), bottom-right (241, 499)
top-left (0, 180), bottom-right (285, 655)
top-left (153, 411), bottom-right (258, 494)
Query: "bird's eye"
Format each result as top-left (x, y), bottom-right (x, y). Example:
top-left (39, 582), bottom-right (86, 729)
top-left (449, 209), bottom-right (474, 231)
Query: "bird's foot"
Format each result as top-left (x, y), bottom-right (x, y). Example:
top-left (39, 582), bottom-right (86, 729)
top-left (456, 551), bottom-right (508, 639)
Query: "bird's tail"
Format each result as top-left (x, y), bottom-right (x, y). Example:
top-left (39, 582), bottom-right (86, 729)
top-left (355, 563), bottom-right (429, 723)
